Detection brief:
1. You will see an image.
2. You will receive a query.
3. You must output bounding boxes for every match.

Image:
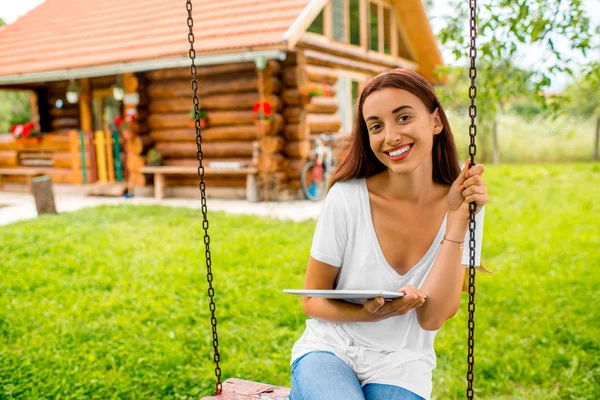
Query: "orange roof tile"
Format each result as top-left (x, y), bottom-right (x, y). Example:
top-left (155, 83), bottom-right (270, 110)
top-left (0, 0), bottom-right (311, 78)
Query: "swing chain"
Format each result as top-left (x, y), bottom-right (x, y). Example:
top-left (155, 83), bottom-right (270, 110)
top-left (186, 0), bottom-right (223, 395)
top-left (466, 0), bottom-right (477, 399)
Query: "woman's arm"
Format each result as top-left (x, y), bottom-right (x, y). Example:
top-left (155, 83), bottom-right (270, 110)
top-left (416, 159), bottom-right (488, 331)
top-left (301, 256), bottom-right (376, 323)
top-left (415, 213), bottom-right (468, 331)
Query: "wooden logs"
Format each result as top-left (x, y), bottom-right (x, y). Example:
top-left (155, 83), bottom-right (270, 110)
top-left (147, 76), bottom-right (281, 98)
top-left (51, 118), bottom-right (79, 129)
top-left (283, 107), bottom-right (302, 123)
top-left (303, 49), bottom-right (388, 75)
top-left (283, 122), bottom-right (309, 141)
top-left (259, 136), bottom-right (285, 154)
top-left (0, 151), bottom-right (18, 167)
top-left (285, 158), bottom-right (305, 179)
top-left (258, 153), bottom-right (287, 173)
top-left (155, 141), bottom-right (254, 159)
top-left (146, 62), bottom-right (256, 80)
top-left (149, 111), bottom-right (256, 129)
top-left (306, 113), bottom-right (341, 134)
top-left (49, 108), bottom-right (79, 118)
top-left (282, 66), bottom-right (300, 87)
top-left (304, 65), bottom-right (339, 85)
top-left (305, 97), bottom-right (339, 114)
top-left (150, 126), bottom-right (259, 142)
top-left (283, 140), bottom-right (312, 159)
top-left (51, 152), bottom-right (73, 168)
top-left (149, 93), bottom-right (283, 113)
top-left (283, 89), bottom-right (302, 106)
top-left (162, 157), bottom-right (252, 167)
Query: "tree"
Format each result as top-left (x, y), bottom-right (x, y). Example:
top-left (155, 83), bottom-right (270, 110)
top-left (434, 0), bottom-right (597, 163)
top-left (436, 58), bottom-right (541, 163)
top-left (562, 62), bottom-right (600, 160)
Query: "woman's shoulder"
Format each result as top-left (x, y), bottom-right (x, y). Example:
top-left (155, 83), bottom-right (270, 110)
top-left (329, 178), bottom-right (365, 198)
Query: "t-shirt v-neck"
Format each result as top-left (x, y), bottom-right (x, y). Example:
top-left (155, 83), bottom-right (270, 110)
top-left (360, 178), bottom-right (448, 280)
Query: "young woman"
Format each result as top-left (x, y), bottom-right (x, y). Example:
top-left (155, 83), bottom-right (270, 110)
top-left (289, 69), bottom-right (488, 400)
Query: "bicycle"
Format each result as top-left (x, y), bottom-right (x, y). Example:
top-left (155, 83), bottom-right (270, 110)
top-left (300, 133), bottom-right (337, 201)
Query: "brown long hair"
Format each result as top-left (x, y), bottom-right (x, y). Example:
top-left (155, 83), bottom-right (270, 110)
top-left (330, 68), bottom-right (461, 188)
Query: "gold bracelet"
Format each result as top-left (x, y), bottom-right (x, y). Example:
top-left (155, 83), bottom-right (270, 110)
top-left (440, 236), bottom-right (464, 250)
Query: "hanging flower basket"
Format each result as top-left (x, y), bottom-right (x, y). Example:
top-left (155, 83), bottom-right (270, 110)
top-left (188, 109), bottom-right (208, 129)
top-left (252, 101), bottom-right (274, 135)
top-left (11, 122), bottom-right (42, 144)
top-left (299, 82), bottom-right (331, 104)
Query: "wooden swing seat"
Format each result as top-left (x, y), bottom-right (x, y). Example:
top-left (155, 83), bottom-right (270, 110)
top-left (201, 378), bottom-right (290, 399)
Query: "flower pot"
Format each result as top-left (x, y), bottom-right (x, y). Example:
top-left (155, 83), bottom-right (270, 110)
top-left (17, 136), bottom-right (42, 145)
top-left (148, 161), bottom-right (162, 166)
top-left (200, 118), bottom-right (209, 129)
top-left (254, 119), bottom-right (272, 136)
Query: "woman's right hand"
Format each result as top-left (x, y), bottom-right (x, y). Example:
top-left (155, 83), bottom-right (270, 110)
top-left (363, 285), bottom-right (427, 322)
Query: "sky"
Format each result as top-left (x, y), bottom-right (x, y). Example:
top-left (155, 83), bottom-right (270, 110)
top-left (1, 0), bottom-right (598, 91)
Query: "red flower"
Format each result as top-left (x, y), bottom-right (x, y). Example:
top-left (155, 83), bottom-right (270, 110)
top-left (114, 116), bottom-right (123, 126)
top-left (252, 102), bottom-right (260, 113)
top-left (263, 102), bottom-right (272, 116)
top-left (125, 113), bottom-right (135, 122)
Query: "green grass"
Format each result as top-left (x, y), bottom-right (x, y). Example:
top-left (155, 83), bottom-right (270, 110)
top-left (449, 113), bottom-right (597, 163)
top-left (1, 163), bottom-right (599, 399)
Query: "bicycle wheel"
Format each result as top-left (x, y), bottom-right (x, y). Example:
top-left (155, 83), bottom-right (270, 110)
top-left (300, 160), bottom-right (327, 201)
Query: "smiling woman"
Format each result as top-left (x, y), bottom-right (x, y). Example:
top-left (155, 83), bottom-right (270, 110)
top-left (289, 68), bottom-right (488, 400)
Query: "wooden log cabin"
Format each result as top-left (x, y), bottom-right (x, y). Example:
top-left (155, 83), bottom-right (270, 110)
top-left (0, 0), bottom-right (443, 200)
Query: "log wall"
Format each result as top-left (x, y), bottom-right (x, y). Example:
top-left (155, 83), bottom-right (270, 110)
top-left (45, 80), bottom-right (81, 133)
top-left (283, 50), bottom-right (342, 190)
top-left (144, 60), bottom-right (286, 190)
top-left (0, 132), bottom-right (76, 184)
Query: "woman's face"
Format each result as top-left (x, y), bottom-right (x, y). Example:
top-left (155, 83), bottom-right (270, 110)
top-left (362, 87), bottom-right (442, 175)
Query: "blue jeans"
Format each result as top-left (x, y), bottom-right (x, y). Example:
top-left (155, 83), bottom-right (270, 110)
top-left (290, 351), bottom-right (424, 400)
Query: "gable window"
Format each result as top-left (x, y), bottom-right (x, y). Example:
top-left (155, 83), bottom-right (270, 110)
top-left (369, 2), bottom-right (379, 51)
top-left (305, 0), bottom-right (412, 60)
top-left (332, 0), bottom-right (346, 42)
top-left (349, 0), bottom-right (360, 45)
top-left (307, 10), bottom-right (324, 34)
top-left (383, 7), bottom-right (392, 54)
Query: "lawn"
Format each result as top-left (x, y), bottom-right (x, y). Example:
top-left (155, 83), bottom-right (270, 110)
top-left (1, 163), bottom-right (599, 399)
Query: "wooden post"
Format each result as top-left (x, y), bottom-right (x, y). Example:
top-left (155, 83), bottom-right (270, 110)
top-left (95, 131), bottom-right (108, 183)
top-left (154, 173), bottom-right (165, 199)
top-left (105, 131), bottom-right (115, 183)
top-left (79, 78), bottom-right (93, 132)
top-left (256, 56), bottom-right (270, 203)
top-left (31, 176), bottom-right (58, 215)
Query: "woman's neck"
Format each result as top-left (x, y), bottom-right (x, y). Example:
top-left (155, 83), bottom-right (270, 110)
top-left (371, 159), bottom-right (440, 205)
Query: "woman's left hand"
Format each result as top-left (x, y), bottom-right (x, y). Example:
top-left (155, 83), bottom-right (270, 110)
top-left (448, 158), bottom-right (488, 218)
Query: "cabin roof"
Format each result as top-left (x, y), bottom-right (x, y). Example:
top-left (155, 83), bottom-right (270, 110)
top-left (0, 0), bottom-right (443, 84)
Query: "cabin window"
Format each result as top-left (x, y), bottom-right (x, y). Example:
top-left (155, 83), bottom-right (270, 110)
top-left (337, 77), bottom-right (362, 135)
top-left (332, 0), bottom-right (346, 42)
top-left (369, 2), bottom-right (378, 51)
top-left (349, 0), bottom-right (360, 45)
top-left (307, 10), bottom-right (324, 35)
top-left (383, 7), bottom-right (392, 55)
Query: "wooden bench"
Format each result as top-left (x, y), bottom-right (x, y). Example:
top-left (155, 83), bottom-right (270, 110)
top-left (0, 168), bottom-right (45, 192)
top-left (141, 165), bottom-right (258, 201)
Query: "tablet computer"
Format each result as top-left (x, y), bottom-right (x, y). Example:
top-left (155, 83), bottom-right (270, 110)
top-left (283, 289), bottom-right (405, 301)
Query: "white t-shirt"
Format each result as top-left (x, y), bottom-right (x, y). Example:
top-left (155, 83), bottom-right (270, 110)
top-left (291, 178), bottom-right (484, 400)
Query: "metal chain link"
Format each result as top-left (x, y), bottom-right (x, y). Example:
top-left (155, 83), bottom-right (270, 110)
top-left (186, 0), bottom-right (222, 395)
top-left (466, 0), bottom-right (478, 399)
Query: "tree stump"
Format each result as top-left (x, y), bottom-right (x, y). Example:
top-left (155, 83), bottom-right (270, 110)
top-left (31, 175), bottom-right (58, 215)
